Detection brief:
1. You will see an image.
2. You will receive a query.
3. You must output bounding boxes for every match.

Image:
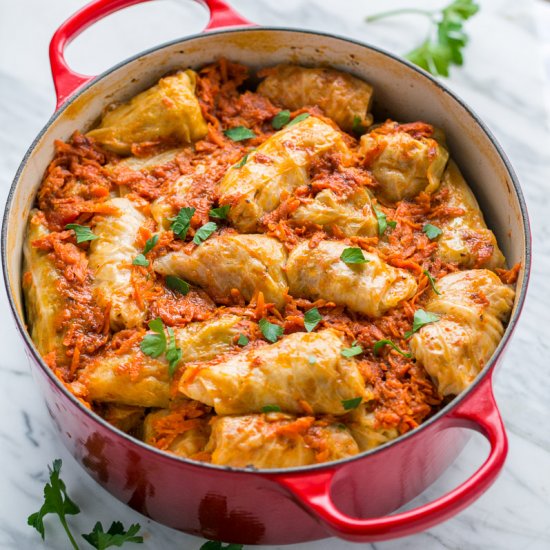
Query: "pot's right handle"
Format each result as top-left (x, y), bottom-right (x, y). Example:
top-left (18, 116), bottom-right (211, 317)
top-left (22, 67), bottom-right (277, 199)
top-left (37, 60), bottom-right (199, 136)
top-left (49, 0), bottom-right (252, 109)
top-left (272, 375), bottom-right (508, 542)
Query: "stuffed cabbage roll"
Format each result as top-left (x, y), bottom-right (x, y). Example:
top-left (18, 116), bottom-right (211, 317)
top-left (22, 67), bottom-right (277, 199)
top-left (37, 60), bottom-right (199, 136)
top-left (107, 147), bottom-right (185, 173)
top-left (257, 65), bottom-right (374, 132)
top-left (359, 122), bottom-right (449, 203)
top-left (218, 116), bottom-right (351, 233)
top-left (206, 414), bottom-right (359, 468)
top-left (180, 329), bottom-right (368, 415)
top-left (286, 240), bottom-right (417, 317)
top-left (87, 71), bottom-right (207, 154)
top-left (23, 212), bottom-right (67, 362)
top-left (410, 269), bottom-right (515, 395)
top-left (154, 234), bottom-right (289, 309)
top-left (347, 407), bottom-right (399, 451)
top-left (291, 187), bottom-right (378, 237)
top-left (436, 161), bottom-right (505, 269)
top-left (143, 408), bottom-right (210, 458)
top-left (78, 315), bottom-right (243, 407)
top-left (88, 197), bottom-right (146, 331)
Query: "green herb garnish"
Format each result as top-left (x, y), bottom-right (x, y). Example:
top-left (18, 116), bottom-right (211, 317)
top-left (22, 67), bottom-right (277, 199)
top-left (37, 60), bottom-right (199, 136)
top-left (237, 334), bottom-right (249, 346)
top-left (404, 309), bottom-right (440, 338)
top-left (209, 205), bottom-right (231, 220)
top-left (340, 247), bottom-right (369, 265)
top-left (352, 115), bottom-right (367, 136)
top-left (165, 275), bottom-right (190, 295)
top-left (366, 0), bottom-right (480, 77)
top-left (234, 153), bottom-right (250, 169)
top-left (65, 224), bottom-right (98, 244)
top-left (140, 318), bottom-right (166, 358)
top-left (341, 343), bottom-right (363, 358)
top-left (303, 307), bottom-right (322, 332)
top-left (143, 234), bottom-right (159, 254)
top-left (423, 223), bottom-right (443, 240)
top-left (27, 459), bottom-right (80, 549)
top-left (193, 221), bottom-right (217, 245)
top-left (262, 405), bottom-right (282, 413)
top-left (373, 206), bottom-right (396, 236)
top-left (373, 339), bottom-right (412, 358)
top-left (259, 318), bottom-right (283, 343)
top-left (170, 207), bottom-right (196, 240)
top-left (423, 270), bottom-right (441, 295)
top-left (166, 327), bottom-right (182, 376)
top-left (82, 521), bottom-right (143, 549)
top-left (132, 254), bottom-right (149, 267)
top-left (224, 126), bottom-right (256, 141)
top-left (342, 397), bottom-right (363, 410)
top-left (286, 112), bottom-right (310, 127)
top-left (272, 110), bottom-right (291, 130)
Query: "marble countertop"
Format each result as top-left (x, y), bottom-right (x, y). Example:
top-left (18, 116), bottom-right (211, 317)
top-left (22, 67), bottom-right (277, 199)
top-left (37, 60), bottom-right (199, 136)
top-left (1, 0), bottom-right (549, 548)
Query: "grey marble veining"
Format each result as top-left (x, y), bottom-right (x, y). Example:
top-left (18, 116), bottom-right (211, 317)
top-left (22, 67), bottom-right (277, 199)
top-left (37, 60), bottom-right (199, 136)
top-left (1, 0), bottom-right (549, 549)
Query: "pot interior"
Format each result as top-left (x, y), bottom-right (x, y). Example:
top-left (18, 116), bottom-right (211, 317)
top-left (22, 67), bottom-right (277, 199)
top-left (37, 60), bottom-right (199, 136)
top-left (3, 27), bottom-right (529, 410)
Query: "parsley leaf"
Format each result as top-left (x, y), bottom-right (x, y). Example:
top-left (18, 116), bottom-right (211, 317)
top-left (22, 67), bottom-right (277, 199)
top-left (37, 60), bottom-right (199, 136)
top-left (373, 339), bottom-right (412, 358)
top-left (404, 309), bottom-right (440, 338)
top-left (303, 307), bottom-right (322, 332)
top-left (170, 207), bottom-right (196, 240)
top-left (132, 254), bottom-right (149, 267)
top-left (259, 318), bottom-right (283, 343)
top-left (342, 397), bottom-right (363, 410)
top-left (340, 247), bottom-right (369, 265)
top-left (237, 334), bottom-right (249, 346)
top-left (262, 405), bottom-right (282, 413)
top-left (165, 327), bottom-right (182, 376)
top-left (200, 541), bottom-right (243, 550)
top-left (373, 206), bottom-right (395, 236)
top-left (165, 275), bottom-right (190, 295)
top-left (272, 110), bottom-right (291, 130)
top-left (286, 112), bottom-right (310, 127)
top-left (423, 270), bottom-right (441, 295)
top-left (423, 223), bottom-right (442, 240)
top-left (81, 521), bottom-right (143, 550)
top-left (224, 126), bottom-right (256, 141)
top-left (193, 222), bottom-right (217, 245)
top-left (341, 343), bottom-right (363, 357)
top-left (366, 0), bottom-right (480, 77)
top-left (143, 234), bottom-right (159, 254)
top-left (140, 318), bottom-right (166, 358)
top-left (27, 459), bottom-right (80, 549)
top-left (352, 115), bottom-right (367, 136)
top-left (209, 205), bottom-right (231, 219)
top-left (65, 224), bottom-right (98, 244)
top-left (234, 153), bottom-right (251, 169)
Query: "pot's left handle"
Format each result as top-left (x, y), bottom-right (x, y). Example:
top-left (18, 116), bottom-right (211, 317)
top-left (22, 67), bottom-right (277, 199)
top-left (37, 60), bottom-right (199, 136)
top-left (49, 0), bottom-right (252, 109)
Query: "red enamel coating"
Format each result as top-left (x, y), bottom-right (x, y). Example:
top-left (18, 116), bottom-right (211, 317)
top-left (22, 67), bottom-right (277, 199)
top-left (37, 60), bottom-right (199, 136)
top-left (273, 374), bottom-right (507, 542)
top-left (48, 0), bottom-right (251, 108)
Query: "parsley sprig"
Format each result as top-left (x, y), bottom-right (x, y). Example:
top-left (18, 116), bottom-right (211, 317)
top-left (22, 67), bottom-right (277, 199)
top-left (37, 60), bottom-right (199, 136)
top-left (365, 0), bottom-right (480, 77)
top-left (140, 318), bottom-right (182, 374)
top-left (27, 459), bottom-right (143, 550)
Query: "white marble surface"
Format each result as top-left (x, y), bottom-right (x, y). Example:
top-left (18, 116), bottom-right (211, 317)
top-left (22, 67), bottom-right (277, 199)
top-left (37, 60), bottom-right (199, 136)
top-left (1, 0), bottom-right (549, 548)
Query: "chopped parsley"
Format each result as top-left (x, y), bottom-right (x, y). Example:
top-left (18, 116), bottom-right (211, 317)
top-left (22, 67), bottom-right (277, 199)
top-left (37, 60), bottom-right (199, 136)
top-left (303, 307), bottom-right (322, 332)
top-left (352, 115), bottom-right (367, 136)
top-left (193, 221), bottom-right (217, 245)
top-left (143, 234), bottom-right (159, 254)
top-left (262, 405), bottom-right (282, 413)
top-left (65, 223), bottom-right (98, 244)
top-left (272, 110), bottom-right (291, 130)
top-left (258, 318), bottom-right (283, 343)
top-left (234, 153), bottom-right (250, 169)
top-left (342, 397), bottom-right (363, 410)
top-left (374, 206), bottom-right (396, 236)
top-left (237, 334), bottom-right (249, 346)
top-left (286, 112), bottom-right (310, 127)
top-left (209, 205), bottom-right (231, 219)
top-left (404, 309), bottom-right (440, 338)
top-left (132, 254), bottom-right (149, 267)
top-left (373, 339), bottom-right (412, 358)
top-left (340, 247), bottom-right (369, 265)
top-left (82, 521), bottom-right (144, 549)
top-left (170, 207), bottom-right (195, 240)
top-left (341, 342), bottom-right (363, 357)
top-left (140, 318), bottom-right (182, 374)
top-left (423, 223), bottom-right (442, 240)
top-left (424, 269), bottom-right (441, 295)
top-left (224, 126), bottom-right (256, 141)
top-left (165, 327), bottom-right (182, 376)
top-left (165, 275), bottom-right (190, 295)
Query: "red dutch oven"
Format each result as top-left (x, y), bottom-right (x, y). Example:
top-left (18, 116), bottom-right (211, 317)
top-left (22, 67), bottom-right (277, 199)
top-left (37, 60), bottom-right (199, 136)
top-left (1, 0), bottom-right (531, 544)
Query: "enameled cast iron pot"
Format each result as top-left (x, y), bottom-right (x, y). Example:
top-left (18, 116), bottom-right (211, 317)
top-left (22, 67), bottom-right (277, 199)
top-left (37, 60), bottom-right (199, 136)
top-left (1, 0), bottom-right (531, 544)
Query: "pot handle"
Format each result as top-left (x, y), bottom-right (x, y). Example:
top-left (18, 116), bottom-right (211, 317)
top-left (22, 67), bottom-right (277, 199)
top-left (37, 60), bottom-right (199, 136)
top-left (273, 375), bottom-right (508, 542)
top-left (49, 0), bottom-right (252, 108)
